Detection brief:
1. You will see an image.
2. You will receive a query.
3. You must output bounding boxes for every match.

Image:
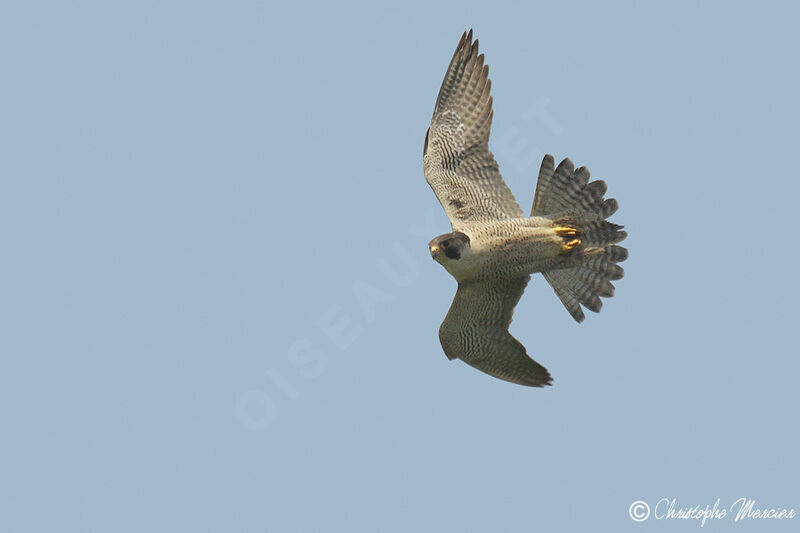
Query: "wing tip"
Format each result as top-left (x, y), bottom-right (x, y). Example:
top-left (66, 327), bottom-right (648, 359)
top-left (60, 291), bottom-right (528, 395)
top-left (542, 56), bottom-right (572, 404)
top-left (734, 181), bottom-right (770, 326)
top-left (520, 368), bottom-right (554, 387)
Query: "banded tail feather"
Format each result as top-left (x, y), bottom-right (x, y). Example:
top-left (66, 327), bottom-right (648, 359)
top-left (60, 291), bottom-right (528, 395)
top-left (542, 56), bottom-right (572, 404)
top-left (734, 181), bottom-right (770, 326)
top-left (533, 154), bottom-right (628, 322)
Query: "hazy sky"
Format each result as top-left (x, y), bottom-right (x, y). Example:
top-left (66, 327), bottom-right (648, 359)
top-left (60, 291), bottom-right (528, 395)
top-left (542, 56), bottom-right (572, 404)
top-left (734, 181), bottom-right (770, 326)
top-left (2, 1), bottom-right (799, 531)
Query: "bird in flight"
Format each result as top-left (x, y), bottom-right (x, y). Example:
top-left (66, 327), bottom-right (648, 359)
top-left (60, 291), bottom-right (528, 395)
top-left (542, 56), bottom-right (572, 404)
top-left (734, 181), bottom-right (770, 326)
top-left (424, 30), bottom-right (628, 387)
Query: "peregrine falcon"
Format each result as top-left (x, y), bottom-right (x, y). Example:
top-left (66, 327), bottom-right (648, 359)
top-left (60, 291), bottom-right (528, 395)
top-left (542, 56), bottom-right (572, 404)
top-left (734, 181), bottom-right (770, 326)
top-left (424, 30), bottom-right (628, 387)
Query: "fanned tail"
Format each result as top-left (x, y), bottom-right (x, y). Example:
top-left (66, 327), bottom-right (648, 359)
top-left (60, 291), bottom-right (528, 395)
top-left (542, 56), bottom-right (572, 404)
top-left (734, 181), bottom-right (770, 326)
top-left (533, 155), bottom-right (628, 322)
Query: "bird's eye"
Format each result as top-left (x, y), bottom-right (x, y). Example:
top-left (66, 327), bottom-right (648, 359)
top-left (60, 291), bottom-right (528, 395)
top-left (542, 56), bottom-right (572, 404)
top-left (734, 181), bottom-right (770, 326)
top-left (442, 240), bottom-right (450, 248)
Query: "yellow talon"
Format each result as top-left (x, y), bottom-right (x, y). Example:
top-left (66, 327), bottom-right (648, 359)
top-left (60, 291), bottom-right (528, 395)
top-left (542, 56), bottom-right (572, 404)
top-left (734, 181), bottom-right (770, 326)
top-left (560, 238), bottom-right (582, 254)
top-left (553, 226), bottom-right (579, 237)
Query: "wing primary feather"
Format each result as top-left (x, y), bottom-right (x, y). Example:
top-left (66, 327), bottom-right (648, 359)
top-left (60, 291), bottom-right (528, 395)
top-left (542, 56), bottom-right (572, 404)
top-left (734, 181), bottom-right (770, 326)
top-left (424, 31), bottom-right (523, 227)
top-left (439, 278), bottom-right (553, 387)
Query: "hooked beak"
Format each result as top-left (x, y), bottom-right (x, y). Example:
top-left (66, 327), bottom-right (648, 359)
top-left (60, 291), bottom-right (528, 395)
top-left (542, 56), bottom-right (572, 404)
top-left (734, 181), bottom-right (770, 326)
top-left (429, 245), bottom-right (440, 258)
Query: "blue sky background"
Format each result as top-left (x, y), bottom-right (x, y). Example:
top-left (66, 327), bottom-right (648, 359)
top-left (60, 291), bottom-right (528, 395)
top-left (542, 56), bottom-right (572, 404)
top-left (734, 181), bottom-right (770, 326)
top-left (2, 1), bottom-right (799, 531)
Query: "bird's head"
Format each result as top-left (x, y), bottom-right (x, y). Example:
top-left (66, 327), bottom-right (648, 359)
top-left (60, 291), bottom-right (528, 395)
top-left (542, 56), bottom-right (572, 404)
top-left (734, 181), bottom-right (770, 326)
top-left (428, 232), bottom-right (470, 265)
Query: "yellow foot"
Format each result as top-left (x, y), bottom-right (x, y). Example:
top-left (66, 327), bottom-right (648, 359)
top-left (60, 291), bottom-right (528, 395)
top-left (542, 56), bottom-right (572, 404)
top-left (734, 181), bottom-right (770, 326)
top-left (560, 238), bottom-right (582, 254)
top-left (553, 226), bottom-right (579, 237)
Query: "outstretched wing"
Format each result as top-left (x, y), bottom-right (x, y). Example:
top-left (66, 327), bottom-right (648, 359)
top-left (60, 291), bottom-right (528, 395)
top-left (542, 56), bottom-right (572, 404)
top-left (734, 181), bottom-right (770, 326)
top-left (438, 276), bottom-right (553, 387)
top-left (423, 30), bottom-right (523, 230)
